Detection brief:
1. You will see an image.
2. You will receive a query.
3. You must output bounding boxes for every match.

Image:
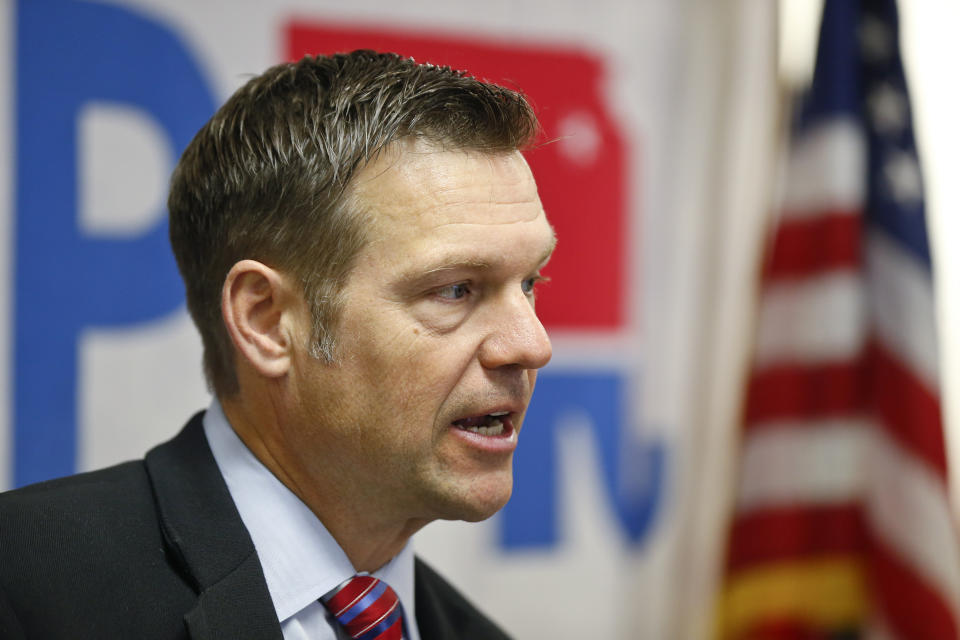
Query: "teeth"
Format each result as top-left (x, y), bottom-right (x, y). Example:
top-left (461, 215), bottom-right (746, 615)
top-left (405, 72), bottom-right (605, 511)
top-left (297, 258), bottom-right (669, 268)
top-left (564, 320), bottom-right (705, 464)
top-left (463, 419), bottom-right (503, 436)
top-left (489, 411), bottom-right (509, 417)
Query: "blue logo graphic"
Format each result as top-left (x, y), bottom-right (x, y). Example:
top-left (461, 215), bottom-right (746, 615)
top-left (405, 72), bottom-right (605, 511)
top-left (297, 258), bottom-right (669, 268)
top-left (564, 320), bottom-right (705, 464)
top-left (14, 0), bottom-right (215, 486)
top-left (503, 370), bottom-right (666, 548)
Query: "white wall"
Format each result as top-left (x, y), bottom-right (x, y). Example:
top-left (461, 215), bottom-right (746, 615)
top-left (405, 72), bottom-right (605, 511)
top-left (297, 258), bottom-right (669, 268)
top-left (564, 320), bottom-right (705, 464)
top-left (901, 2), bottom-right (960, 517)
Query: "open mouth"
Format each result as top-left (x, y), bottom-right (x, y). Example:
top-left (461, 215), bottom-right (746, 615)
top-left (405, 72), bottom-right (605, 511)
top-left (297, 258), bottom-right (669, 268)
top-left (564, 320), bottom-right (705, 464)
top-left (452, 411), bottom-right (510, 436)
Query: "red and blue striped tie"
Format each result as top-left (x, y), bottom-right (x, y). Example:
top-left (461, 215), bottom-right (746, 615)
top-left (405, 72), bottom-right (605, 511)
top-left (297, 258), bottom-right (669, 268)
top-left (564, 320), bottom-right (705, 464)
top-left (321, 575), bottom-right (407, 640)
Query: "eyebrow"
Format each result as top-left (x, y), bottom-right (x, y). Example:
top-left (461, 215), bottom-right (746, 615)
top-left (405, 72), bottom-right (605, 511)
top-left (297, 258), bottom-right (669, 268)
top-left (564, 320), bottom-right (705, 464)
top-left (399, 228), bottom-right (557, 284)
top-left (419, 259), bottom-right (492, 277)
top-left (431, 229), bottom-right (556, 274)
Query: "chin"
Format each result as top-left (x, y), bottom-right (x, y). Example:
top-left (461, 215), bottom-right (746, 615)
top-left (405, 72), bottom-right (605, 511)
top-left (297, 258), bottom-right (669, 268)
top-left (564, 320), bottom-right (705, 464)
top-left (429, 472), bottom-right (513, 523)
top-left (455, 495), bottom-right (511, 523)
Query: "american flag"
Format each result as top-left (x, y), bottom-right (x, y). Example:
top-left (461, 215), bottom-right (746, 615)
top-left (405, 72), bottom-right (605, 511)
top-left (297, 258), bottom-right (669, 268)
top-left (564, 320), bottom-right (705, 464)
top-left (716, 0), bottom-right (960, 637)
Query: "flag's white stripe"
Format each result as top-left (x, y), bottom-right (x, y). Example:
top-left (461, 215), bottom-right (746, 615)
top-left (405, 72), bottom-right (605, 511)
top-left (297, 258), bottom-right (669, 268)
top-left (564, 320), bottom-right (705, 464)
top-left (754, 272), bottom-right (867, 366)
top-left (865, 425), bottom-right (960, 618)
top-left (738, 421), bottom-right (960, 616)
top-left (736, 419), bottom-right (872, 509)
top-left (781, 118), bottom-right (867, 217)
top-left (866, 229), bottom-right (940, 388)
top-left (753, 234), bottom-right (938, 388)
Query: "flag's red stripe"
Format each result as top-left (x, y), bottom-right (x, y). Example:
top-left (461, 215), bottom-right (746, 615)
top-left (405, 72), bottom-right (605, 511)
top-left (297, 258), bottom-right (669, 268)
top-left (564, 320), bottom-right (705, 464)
top-left (743, 340), bottom-right (947, 480)
top-left (870, 339), bottom-right (947, 480)
top-left (764, 211), bottom-right (862, 279)
top-left (724, 504), bottom-right (959, 638)
top-left (744, 360), bottom-right (867, 424)
top-left (726, 504), bottom-right (866, 573)
top-left (869, 535), bottom-right (959, 640)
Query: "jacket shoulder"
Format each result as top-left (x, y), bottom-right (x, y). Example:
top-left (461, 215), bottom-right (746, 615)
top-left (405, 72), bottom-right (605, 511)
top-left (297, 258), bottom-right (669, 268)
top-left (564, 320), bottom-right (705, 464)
top-left (0, 454), bottom-right (196, 638)
top-left (414, 557), bottom-right (513, 640)
top-left (0, 460), bottom-right (156, 541)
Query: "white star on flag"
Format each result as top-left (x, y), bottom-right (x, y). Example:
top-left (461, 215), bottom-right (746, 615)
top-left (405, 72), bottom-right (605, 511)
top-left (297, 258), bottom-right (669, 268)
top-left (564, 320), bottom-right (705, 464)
top-left (883, 150), bottom-right (924, 207)
top-left (859, 15), bottom-right (892, 62)
top-left (867, 83), bottom-right (908, 135)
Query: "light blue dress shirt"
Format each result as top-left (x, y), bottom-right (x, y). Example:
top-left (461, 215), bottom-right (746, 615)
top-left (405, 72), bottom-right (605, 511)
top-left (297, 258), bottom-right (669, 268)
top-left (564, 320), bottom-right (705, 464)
top-left (203, 399), bottom-right (421, 640)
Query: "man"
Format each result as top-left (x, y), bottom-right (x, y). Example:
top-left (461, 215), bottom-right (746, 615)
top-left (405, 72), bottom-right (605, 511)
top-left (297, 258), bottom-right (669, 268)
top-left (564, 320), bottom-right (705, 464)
top-left (0, 51), bottom-right (555, 639)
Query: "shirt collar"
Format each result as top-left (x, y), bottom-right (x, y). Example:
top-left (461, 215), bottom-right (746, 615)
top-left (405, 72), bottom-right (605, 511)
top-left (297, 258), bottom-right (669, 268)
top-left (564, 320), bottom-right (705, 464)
top-left (202, 398), bottom-right (417, 624)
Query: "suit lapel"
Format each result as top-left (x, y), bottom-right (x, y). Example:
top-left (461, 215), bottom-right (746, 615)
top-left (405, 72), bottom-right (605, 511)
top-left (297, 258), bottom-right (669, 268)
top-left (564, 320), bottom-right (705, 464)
top-left (144, 413), bottom-right (283, 640)
top-left (414, 559), bottom-right (457, 639)
top-left (414, 558), bottom-right (514, 640)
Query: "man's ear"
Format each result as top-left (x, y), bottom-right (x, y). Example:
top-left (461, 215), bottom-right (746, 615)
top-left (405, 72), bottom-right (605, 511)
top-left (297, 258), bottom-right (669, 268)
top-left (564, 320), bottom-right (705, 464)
top-left (221, 260), bottom-right (301, 379)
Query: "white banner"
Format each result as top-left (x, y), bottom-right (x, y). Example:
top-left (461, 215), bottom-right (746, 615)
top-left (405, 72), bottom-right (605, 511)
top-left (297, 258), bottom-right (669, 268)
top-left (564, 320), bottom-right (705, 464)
top-left (0, 1), bottom-right (777, 637)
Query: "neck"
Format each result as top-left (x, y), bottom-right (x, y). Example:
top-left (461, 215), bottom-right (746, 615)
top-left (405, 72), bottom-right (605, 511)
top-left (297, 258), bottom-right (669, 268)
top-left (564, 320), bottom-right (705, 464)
top-left (219, 391), bottom-right (428, 572)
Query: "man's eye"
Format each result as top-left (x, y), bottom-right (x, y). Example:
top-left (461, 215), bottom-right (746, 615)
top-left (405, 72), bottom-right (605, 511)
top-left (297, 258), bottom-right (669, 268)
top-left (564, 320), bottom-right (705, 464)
top-left (437, 283), bottom-right (470, 300)
top-left (521, 276), bottom-right (539, 295)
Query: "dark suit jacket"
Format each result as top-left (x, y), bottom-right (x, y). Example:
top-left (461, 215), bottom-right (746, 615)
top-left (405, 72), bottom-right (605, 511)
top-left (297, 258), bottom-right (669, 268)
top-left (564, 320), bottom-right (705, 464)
top-left (0, 413), bottom-right (511, 639)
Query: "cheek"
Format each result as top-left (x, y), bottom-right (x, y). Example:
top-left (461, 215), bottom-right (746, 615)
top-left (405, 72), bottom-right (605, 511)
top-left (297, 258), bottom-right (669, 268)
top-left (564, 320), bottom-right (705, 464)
top-left (413, 336), bottom-right (478, 387)
top-left (341, 307), bottom-right (482, 417)
top-left (342, 336), bottom-right (438, 421)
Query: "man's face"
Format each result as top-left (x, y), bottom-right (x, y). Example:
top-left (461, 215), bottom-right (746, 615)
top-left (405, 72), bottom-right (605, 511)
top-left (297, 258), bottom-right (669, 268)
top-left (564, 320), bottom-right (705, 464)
top-left (286, 141), bottom-right (554, 526)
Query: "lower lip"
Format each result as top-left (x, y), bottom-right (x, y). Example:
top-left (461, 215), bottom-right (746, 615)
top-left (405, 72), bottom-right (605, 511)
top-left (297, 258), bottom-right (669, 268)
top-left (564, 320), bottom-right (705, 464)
top-left (449, 418), bottom-right (518, 453)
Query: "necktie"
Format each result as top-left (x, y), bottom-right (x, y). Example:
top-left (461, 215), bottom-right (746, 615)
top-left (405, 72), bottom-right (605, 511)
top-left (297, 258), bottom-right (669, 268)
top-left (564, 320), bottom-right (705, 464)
top-left (321, 575), bottom-right (407, 640)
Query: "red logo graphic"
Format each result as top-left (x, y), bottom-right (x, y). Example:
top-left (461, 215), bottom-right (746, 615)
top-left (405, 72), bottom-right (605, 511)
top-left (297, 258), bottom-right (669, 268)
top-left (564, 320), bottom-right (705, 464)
top-left (286, 22), bottom-right (630, 331)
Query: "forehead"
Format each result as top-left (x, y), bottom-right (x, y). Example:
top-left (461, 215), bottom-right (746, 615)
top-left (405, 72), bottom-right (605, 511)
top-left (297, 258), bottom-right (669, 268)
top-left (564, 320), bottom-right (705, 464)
top-left (350, 141), bottom-right (545, 231)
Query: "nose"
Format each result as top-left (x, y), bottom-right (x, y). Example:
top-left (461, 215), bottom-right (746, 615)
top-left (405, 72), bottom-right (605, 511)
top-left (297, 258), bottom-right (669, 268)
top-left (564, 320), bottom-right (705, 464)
top-left (478, 292), bottom-right (553, 371)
